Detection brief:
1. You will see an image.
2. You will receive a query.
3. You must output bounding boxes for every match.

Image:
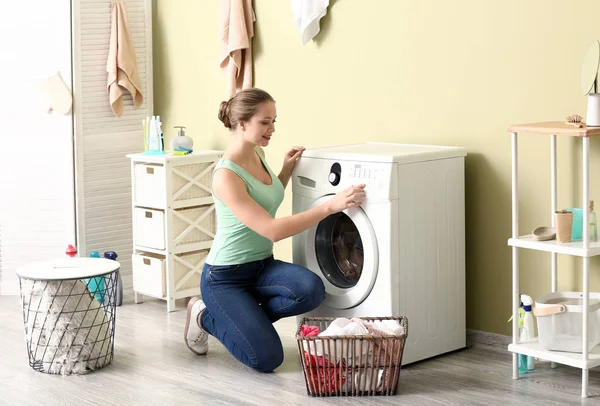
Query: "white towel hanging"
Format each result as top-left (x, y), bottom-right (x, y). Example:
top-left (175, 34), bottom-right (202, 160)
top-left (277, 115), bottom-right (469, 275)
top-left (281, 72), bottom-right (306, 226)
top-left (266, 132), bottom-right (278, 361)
top-left (291, 0), bottom-right (329, 45)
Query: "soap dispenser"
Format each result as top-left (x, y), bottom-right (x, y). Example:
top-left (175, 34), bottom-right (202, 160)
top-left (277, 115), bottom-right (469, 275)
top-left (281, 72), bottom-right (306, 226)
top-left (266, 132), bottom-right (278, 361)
top-left (171, 126), bottom-right (194, 150)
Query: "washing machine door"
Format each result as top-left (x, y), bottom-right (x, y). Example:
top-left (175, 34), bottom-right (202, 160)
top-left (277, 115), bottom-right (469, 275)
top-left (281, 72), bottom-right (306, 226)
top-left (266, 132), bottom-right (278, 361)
top-left (305, 195), bottom-right (379, 310)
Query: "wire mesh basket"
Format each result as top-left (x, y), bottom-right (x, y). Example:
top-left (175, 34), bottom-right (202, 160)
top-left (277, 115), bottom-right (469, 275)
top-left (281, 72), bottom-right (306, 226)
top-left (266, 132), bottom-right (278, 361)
top-left (296, 316), bottom-right (408, 397)
top-left (534, 291), bottom-right (600, 353)
top-left (18, 270), bottom-right (118, 375)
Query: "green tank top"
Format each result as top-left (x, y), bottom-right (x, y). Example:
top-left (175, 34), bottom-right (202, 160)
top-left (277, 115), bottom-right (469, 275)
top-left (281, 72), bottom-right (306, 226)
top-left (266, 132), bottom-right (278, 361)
top-left (206, 149), bottom-right (285, 265)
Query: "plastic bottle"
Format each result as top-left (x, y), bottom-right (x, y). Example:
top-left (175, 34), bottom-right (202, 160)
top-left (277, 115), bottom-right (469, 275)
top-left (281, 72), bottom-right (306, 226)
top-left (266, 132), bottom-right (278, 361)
top-left (146, 116), bottom-right (161, 154)
top-left (156, 116), bottom-right (165, 152)
top-left (521, 294), bottom-right (536, 370)
top-left (104, 251), bottom-right (122, 306)
top-left (66, 244), bottom-right (77, 257)
top-left (589, 200), bottom-right (598, 242)
top-left (87, 251), bottom-right (105, 302)
top-left (508, 301), bottom-right (528, 374)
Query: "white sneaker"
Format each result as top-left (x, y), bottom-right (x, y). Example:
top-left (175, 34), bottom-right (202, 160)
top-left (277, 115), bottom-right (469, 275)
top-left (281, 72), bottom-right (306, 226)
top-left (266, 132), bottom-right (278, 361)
top-left (184, 297), bottom-right (208, 355)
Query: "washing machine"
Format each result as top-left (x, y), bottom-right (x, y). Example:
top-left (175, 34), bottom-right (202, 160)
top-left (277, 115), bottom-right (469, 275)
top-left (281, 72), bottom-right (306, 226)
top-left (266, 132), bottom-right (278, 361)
top-left (292, 142), bottom-right (466, 365)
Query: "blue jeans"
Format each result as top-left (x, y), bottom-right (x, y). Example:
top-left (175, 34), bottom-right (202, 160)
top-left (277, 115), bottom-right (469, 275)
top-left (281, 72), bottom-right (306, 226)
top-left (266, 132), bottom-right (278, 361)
top-left (200, 255), bottom-right (325, 373)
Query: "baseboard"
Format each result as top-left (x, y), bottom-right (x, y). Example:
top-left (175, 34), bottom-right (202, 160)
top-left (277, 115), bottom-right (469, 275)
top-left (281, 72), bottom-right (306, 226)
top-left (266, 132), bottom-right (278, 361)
top-left (467, 329), bottom-right (511, 349)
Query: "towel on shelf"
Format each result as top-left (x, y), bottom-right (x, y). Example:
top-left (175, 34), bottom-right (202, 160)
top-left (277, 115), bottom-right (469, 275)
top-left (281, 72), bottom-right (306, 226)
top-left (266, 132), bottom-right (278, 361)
top-left (220, 0), bottom-right (255, 98)
top-left (106, 0), bottom-right (143, 117)
top-left (291, 0), bottom-right (329, 45)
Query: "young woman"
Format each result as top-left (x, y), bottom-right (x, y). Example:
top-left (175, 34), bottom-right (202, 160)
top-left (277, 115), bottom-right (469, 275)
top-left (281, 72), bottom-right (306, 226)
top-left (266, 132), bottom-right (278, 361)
top-left (183, 88), bottom-right (366, 372)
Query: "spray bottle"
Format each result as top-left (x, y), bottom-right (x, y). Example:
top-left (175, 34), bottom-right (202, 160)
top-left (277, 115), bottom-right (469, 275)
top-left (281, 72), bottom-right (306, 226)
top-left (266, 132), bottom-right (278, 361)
top-left (508, 303), bottom-right (528, 374)
top-left (520, 294), bottom-right (536, 370)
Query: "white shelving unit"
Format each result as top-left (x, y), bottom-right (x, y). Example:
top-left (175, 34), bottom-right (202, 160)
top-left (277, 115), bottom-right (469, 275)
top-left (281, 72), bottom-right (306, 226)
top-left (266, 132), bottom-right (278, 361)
top-left (507, 121), bottom-right (600, 398)
top-left (127, 150), bottom-right (223, 312)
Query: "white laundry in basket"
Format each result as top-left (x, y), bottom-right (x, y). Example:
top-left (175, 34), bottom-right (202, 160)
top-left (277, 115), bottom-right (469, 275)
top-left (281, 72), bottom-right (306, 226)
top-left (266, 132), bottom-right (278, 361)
top-left (21, 279), bottom-right (111, 375)
top-left (301, 317), bottom-right (406, 360)
top-left (302, 318), bottom-right (370, 359)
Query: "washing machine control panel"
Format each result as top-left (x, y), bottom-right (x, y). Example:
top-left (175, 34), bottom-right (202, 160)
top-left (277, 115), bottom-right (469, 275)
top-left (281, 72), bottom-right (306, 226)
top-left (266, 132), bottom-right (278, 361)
top-left (292, 157), bottom-right (396, 201)
top-left (326, 161), bottom-right (395, 200)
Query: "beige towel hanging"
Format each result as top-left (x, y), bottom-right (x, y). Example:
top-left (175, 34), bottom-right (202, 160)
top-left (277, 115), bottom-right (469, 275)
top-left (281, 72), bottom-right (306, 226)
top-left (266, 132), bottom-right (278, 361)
top-left (106, 0), bottom-right (143, 117)
top-left (220, 0), bottom-right (255, 98)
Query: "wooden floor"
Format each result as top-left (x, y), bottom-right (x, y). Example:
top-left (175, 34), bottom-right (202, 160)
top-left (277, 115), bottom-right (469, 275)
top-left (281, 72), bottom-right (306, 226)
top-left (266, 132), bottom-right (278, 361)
top-left (2, 296), bottom-right (600, 406)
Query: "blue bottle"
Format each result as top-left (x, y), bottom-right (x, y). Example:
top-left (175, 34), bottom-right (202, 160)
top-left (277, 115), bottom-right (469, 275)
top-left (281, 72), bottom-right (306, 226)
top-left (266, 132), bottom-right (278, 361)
top-left (104, 251), bottom-right (122, 306)
top-left (86, 251), bottom-right (106, 303)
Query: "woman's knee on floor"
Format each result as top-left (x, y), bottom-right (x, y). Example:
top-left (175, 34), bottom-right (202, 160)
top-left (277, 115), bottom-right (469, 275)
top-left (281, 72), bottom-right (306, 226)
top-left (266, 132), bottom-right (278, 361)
top-left (250, 340), bottom-right (284, 373)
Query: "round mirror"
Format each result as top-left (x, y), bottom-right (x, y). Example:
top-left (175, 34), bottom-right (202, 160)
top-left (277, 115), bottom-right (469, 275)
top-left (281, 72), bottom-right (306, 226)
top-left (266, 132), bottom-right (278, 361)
top-left (581, 40), bottom-right (600, 95)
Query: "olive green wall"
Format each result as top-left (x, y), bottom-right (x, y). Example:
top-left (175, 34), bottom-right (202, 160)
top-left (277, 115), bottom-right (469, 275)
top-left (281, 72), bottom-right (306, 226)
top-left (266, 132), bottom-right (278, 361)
top-left (153, 0), bottom-right (600, 335)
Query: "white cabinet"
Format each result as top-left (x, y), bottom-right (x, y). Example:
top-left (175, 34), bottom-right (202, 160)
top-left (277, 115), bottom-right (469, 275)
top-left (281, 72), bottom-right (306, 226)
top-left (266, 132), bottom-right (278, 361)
top-left (127, 151), bottom-right (223, 312)
top-left (507, 121), bottom-right (600, 398)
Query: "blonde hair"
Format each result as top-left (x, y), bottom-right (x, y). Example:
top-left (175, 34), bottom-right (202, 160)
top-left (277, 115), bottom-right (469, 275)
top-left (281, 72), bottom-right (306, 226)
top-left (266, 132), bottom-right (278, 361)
top-left (218, 88), bottom-right (275, 130)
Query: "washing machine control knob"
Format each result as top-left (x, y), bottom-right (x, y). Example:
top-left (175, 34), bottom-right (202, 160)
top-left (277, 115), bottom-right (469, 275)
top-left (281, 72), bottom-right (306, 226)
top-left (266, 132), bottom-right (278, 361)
top-left (328, 163), bottom-right (342, 185)
top-left (328, 172), bottom-right (339, 185)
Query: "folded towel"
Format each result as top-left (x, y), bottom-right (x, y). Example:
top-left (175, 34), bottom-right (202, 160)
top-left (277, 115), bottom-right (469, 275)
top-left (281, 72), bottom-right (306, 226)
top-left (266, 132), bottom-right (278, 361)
top-left (107, 0), bottom-right (143, 117)
top-left (291, 0), bottom-right (329, 45)
top-left (220, 0), bottom-right (255, 98)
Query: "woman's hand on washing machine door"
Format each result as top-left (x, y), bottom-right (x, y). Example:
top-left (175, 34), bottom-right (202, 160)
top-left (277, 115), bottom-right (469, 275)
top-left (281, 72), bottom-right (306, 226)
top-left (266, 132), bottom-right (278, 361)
top-left (326, 185), bottom-right (366, 213)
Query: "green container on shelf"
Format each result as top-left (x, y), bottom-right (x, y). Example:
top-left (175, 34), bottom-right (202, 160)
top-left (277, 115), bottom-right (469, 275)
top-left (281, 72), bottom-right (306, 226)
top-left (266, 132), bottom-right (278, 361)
top-left (566, 208), bottom-right (583, 241)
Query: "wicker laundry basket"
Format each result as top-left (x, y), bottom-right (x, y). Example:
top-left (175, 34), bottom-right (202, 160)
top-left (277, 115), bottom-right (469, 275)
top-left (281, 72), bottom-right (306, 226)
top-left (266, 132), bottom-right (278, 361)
top-left (296, 316), bottom-right (408, 397)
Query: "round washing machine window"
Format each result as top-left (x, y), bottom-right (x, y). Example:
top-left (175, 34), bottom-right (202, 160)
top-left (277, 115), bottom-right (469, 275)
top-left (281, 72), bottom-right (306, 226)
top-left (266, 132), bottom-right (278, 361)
top-left (305, 195), bottom-right (379, 310)
top-left (315, 212), bottom-right (364, 289)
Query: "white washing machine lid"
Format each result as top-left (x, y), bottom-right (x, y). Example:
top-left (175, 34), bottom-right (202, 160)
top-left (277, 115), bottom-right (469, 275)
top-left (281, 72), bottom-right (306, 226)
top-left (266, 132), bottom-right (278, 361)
top-left (304, 195), bottom-right (379, 310)
top-left (302, 142), bottom-right (466, 164)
